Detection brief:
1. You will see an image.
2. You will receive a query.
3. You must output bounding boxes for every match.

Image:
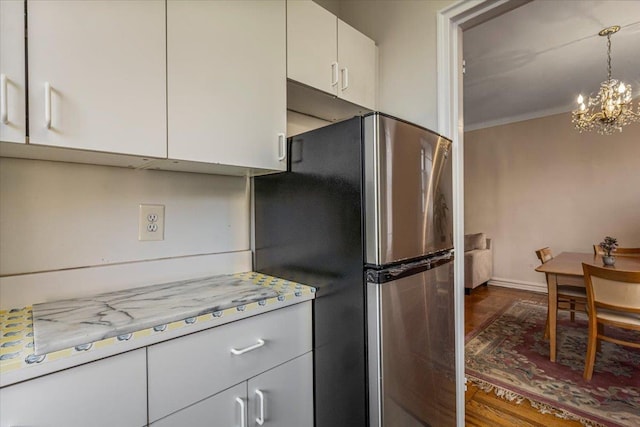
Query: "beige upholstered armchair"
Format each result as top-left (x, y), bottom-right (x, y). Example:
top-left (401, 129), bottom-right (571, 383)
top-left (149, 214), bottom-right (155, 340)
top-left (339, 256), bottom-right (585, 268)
top-left (464, 233), bottom-right (493, 293)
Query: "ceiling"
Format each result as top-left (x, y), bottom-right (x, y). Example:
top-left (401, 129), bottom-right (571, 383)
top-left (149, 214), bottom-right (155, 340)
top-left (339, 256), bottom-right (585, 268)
top-left (462, 0), bottom-right (640, 130)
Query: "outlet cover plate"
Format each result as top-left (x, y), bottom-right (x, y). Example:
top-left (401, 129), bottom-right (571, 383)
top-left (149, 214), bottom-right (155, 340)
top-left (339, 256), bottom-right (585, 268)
top-left (139, 204), bottom-right (165, 241)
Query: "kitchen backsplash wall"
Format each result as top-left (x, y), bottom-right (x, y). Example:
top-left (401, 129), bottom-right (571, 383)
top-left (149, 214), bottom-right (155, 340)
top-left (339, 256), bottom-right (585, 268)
top-left (0, 157), bottom-right (250, 276)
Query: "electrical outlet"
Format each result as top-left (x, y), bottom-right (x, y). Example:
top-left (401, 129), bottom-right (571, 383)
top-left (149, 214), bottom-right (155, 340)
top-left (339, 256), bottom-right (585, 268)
top-left (139, 204), bottom-right (165, 241)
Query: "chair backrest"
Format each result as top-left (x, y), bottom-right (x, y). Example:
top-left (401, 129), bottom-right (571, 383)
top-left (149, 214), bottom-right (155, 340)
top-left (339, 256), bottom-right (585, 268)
top-left (582, 263), bottom-right (640, 314)
top-left (593, 244), bottom-right (640, 256)
top-left (535, 247), bottom-right (553, 264)
top-left (617, 247), bottom-right (640, 256)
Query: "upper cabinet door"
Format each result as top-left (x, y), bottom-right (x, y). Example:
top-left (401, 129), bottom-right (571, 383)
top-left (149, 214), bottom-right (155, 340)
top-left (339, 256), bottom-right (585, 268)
top-left (338, 20), bottom-right (377, 110)
top-left (167, 0), bottom-right (286, 171)
top-left (0, 0), bottom-right (26, 144)
top-left (287, 0), bottom-right (337, 96)
top-left (27, 0), bottom-right (167, 158)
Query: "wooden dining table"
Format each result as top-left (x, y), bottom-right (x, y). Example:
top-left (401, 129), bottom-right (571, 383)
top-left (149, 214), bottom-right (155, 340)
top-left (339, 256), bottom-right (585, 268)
top-left (534, 252), bottom-right (640, 362)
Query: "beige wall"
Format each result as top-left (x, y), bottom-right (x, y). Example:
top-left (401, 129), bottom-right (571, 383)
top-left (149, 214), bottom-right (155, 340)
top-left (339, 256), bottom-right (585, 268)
top-left (465, 112), bottom-right (640, 289)
top-left (0, 158), bottom-right (250, 276)
top-left (339, 0), bottom-right (456, 131)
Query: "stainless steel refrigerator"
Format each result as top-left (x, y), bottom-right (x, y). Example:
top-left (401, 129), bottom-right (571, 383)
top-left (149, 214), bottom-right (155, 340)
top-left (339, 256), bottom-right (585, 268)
top-left (254, 112), bottom-right (456, 427)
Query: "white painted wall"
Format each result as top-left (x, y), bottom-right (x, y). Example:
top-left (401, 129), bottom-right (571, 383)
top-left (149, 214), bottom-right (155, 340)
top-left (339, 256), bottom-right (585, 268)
top-left (465, 112), bottom-right (640, 289)
top-left (0, 158), bottom-right (250, 276)
top-left (338, 0), bottom-right (456, 131)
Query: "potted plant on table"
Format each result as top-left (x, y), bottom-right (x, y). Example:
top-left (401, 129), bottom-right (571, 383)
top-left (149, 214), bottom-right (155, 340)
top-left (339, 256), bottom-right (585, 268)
top-left (599, 236), bottom-right (618, 266)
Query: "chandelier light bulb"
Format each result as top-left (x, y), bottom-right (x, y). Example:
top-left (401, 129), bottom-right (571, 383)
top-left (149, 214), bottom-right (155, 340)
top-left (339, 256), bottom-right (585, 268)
top-left (577, 94), bottom-right (584, 104)
top-left (618, 83), bottom-right (625, 93)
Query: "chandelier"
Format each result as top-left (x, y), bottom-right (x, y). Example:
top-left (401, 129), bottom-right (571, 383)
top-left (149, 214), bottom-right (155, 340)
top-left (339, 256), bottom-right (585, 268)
top-left (572, 25), bottom-right (640, 135)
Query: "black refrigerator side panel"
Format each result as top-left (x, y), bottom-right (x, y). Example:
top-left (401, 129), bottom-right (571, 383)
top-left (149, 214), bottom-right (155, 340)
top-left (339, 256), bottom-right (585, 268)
top-left (254, 117), bottom-right (367, 427)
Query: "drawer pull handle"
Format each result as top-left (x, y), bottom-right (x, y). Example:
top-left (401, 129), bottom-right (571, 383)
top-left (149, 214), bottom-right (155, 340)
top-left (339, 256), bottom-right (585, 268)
top-left (256, 389), bottom-right (265, 425)
top-left (236, 397), bottom-right (246, 427)
top-left (230, 338), bottom-right (265, 355)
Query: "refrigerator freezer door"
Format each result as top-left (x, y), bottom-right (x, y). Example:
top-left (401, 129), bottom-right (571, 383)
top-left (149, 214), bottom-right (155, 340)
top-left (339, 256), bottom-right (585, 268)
top-left (368, 260), bottom-right (456, 427)
top-left (364, 113), bottom-right (453, 266)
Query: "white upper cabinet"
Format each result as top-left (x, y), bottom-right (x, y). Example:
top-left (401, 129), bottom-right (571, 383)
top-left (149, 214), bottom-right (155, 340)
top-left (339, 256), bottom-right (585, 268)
top-left (0, 0), bottom-right (26, 144)
top-left (167, 0), bottom-right (287, 171)
top-left (286, 0), bottom-right (377, 111)
top-left (27, 0), bottom-right (167, 158)
top-left (337, 19), bottom-right (377, 110)
top-left (287, 0), bottom-right (338, 96)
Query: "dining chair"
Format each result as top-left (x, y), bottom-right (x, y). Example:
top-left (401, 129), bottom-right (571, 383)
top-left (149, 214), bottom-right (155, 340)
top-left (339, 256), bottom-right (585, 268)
top-left (581, 263), bottom-right (640, 380)
top-left (535, 248), bottom-right (587, 338)
top-left (593, 244), bottom-right (640, 256)
top-left (617, 247), bottom-right (640, 256)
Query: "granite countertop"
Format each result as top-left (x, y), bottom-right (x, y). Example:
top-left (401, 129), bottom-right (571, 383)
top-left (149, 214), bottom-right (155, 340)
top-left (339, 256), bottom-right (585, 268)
top-left (0, 271), bottom-right (315, 387)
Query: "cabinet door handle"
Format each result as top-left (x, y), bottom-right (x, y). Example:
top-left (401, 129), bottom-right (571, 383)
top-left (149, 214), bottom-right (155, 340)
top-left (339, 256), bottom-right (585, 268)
top-left (236, 397), bottom-right (247, 427)
top-left (255, 389), bottom-right (265, 425)
top-left (331, 62), bottom-right (338, 87)
top-left (44, 82), bottom-right (52, 129)
top-left (230, 338), bottom-right (265, 355)
top-left (341, 67), bottom-right (349, 91)
top-left (277, 133), bottom-right (286, 161)
top-left (1, 74), bottom-right (7, 124)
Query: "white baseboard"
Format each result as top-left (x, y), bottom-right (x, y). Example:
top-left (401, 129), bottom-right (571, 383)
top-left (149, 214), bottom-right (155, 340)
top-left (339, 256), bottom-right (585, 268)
top-left (0, 251), bottom-right (252, 310)
top-left (488, 277), bottom-right (547, 294)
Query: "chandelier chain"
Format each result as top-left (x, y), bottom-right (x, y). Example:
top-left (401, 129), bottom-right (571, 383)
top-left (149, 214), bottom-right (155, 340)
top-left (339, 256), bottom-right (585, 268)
top-left (606, 34), bottom-right (612, 81)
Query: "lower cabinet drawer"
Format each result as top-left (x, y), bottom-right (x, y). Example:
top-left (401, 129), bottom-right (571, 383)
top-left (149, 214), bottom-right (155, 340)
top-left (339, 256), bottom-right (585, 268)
top-left (0, 349), bottom-right (147, 427)
top-left (147, 301), bottom-right (312, 421)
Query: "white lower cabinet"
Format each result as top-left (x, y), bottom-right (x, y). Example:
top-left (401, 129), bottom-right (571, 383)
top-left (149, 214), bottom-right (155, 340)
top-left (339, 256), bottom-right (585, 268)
top-left (151, 352), bottom-right (313, 427)
top-left (151, 382), bottom-right (247, 427)
top-left (0, 303), bottom-right (313, 427)
top-left (0, 349), bottom-right (147, 427)
top-left (147, 302), bottom-right (313, 424)
top-left (247, 352), bottom-right (314, 427)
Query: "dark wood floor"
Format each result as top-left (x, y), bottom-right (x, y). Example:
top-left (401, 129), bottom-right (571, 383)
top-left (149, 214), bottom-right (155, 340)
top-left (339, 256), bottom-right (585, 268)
top-left (464, 285), bottom-right (584, 426)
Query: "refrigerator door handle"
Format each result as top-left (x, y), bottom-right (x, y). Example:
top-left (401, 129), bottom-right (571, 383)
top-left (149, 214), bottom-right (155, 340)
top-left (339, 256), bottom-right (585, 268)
top-left (421, 148), bottom-right (426, 213)
top-left (367, 250), bottom-right (454, 283)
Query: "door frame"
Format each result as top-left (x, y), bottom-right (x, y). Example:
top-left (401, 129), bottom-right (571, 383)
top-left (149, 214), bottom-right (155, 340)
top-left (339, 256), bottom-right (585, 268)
top-left (436, 1), bottom-right (532, 425)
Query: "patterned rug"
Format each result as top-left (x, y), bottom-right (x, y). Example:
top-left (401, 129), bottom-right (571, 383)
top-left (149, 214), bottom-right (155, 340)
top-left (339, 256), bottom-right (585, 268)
top-left (466, 300), bottom-right (640, 427)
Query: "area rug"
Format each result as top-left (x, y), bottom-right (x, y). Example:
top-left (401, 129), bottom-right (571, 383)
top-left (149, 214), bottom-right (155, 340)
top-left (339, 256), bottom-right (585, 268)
top-left (465, 300), bottom-right (640, 427)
